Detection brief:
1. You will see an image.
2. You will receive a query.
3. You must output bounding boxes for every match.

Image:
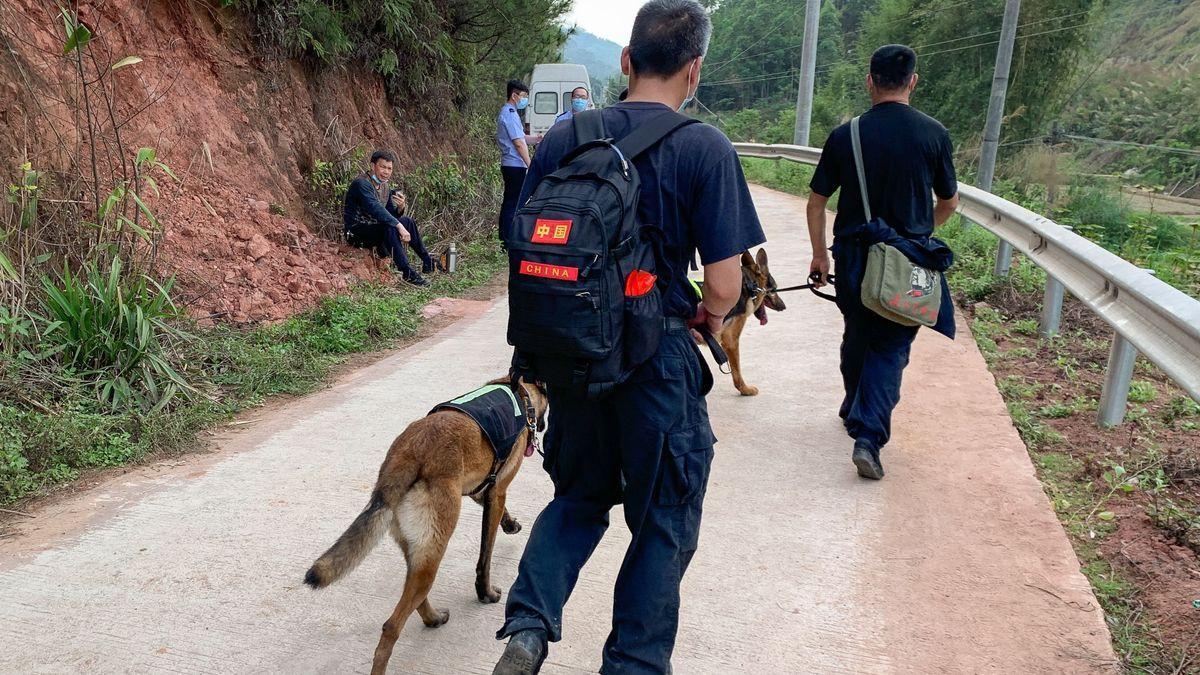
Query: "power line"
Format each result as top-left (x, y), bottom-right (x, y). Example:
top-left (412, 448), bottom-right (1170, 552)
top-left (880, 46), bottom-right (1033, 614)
top-left (705, 0), bottom-right (1092, 77)
top-left (704, 11), bottom-right (800, 80)
top-left (708, 0), bottom-right (980, 73)
top-left (808, 2), bottom-right (1176, 77)
top-left (699, 3), bottom-right (1177, 89)
top-left (691, 96), bottom-right (746, 143)
top-left (1063, 134), bottom-right (1200, 158)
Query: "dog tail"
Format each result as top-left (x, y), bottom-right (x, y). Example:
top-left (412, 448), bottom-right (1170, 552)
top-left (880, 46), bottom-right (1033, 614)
top-left (304, 488), bottom-right (390, 589)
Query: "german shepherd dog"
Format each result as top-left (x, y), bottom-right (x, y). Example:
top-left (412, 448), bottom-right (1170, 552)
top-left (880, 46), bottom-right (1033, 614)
top-left (304, 376), bottom-right (548, 675)
top-left (718, 249), bottom-right (786, 396)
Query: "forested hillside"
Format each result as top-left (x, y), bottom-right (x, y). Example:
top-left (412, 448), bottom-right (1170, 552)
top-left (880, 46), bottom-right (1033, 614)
top-left (563, 28), bottom-right (623, 95)
top-left (1061, 0), bottom-right (1200, 196)
top-left (700, 0), bottom-right (1099, 148)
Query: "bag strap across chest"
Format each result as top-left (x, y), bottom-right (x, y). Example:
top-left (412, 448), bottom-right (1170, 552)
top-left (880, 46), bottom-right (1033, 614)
top-left (850, 115), bottom-right (873, 222)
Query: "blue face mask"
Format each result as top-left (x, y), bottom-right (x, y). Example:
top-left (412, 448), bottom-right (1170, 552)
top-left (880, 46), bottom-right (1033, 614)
top-left (516, 96), bottom-right (529, 111)
top-left (678, 60), bottom-right (698, 113)
top-left (571, 98), bottom-right (588, 113)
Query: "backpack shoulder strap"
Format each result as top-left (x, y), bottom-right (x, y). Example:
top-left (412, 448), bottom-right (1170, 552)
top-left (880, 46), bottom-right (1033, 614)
top-left (615, 111), bottom-right (699, 159)
top-left (573, 109), bottom-right (607, 147)
top-left (850, 115), bottom-right (873, 222)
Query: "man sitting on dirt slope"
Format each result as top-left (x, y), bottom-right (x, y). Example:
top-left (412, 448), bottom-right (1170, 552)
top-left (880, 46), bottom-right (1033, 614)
top-left (343, 150), bottom-right (442, 286)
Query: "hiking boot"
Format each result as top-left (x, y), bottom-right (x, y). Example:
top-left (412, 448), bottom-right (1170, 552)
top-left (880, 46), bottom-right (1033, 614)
top-left (402, 270), bottom-right (430, 287)
top-left (493, 629), bottom-right (547, 675)
top-left (852, 439), bottom-right (884, 480)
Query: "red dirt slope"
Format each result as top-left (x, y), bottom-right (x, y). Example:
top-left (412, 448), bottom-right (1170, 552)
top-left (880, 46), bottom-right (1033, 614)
top-left (0, 0), bottom-right (465, 323)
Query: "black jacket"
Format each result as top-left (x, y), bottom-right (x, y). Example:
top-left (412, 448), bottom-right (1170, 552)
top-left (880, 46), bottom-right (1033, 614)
top-left (831, 218), bottom-right (956, 339)
top-left (343, 175), bottom-right (399, 235)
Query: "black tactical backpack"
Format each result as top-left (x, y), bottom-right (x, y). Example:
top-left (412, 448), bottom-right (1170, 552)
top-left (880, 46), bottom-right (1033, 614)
top-left (505, 109), bottom-right (698, 398)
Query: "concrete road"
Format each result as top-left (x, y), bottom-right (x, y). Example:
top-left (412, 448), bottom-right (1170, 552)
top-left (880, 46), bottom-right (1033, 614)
top-left (0, 186), bottom-right (1116, 673)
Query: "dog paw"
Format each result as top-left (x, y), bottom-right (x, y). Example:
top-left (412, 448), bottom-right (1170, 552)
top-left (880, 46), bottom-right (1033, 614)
top-left (477, 585), bottom-right (502, 604)
top-left (501, 518), bottom-right (522, 534)
top-left (423, 609), bottom-right (450, 628)
top-left (738, 385), bottom-right (760, 397)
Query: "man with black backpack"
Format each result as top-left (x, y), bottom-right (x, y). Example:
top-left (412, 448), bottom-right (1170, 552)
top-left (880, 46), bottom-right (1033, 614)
top-left (492, 2), bottom-right (764, 674)
top-left (806, 45), bottom-right (960, 481)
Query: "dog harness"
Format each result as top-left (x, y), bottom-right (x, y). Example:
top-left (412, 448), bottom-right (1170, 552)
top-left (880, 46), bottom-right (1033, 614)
top-left (431, 384), bottom-right (535, 496)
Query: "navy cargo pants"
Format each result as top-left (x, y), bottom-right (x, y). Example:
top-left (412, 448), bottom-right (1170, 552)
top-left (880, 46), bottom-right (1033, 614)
top-left (498, 329), bottom-right (716, 674)
top-left (348, 215), bottom-right (433, 275)
top-left (834, 252), bottom-right (920, 450)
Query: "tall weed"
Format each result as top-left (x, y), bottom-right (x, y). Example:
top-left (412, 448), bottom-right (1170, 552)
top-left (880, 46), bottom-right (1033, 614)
top-left (40, 258), bottom-right (191, 411)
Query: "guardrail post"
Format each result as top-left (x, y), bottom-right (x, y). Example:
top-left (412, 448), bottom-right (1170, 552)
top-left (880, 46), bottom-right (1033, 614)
top-left (1038, 225), bottom-right (1072, 338)
top-left (1039, 275), bottom-right (1065, 338)
top-left (1097, 332), bottom-right (1138, 427)
top-left (994, 240), bottom-right (1014, 277)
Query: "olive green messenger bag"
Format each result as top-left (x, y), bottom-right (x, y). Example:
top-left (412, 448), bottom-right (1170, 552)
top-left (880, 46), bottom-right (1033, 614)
top-left (850, 115), bottom-right (942, 328)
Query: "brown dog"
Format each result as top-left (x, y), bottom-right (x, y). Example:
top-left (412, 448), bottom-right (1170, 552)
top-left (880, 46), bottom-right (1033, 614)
top-left (718, 249), bottom-right (786, 396)
top-left (303, 376), bottom-right (548, 675)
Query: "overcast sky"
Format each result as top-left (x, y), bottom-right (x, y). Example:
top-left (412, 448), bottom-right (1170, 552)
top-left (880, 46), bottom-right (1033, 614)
top-left (564, 0), bottom-right (643, 45)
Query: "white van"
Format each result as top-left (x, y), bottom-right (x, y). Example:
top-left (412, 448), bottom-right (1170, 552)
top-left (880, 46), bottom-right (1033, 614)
top-left (528, 63), bottom-right (591, 136)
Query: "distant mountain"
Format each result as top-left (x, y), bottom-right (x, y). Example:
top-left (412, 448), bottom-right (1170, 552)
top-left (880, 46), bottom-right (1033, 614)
top-left (562, 29), bottom-right (623, 94)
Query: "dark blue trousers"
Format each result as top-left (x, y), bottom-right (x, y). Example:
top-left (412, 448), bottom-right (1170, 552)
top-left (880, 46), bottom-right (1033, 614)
top-left (837, 303), bottom-right (919, 449)
top-left (350, 216), bottom-right (432, 274)
top-left (499, 166), bottom-right (527, 242)
top-left (499, 331), bottom-right (715, 674)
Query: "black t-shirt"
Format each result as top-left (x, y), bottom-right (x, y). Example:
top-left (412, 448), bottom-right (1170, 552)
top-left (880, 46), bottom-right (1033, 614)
top-left (810, 101), bottom-right (957, 239)
top-left (519, 101), bottom-right (766, 318)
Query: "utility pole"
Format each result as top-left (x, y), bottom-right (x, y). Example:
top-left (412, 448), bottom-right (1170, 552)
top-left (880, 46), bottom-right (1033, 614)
top-left (978, 0), bottom-right (1021, 275)
top-left (793, 0), bottom-right (821, 146)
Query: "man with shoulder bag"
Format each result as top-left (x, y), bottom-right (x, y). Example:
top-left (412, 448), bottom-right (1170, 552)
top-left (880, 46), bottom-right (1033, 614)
top-left (806, 44), bottom-right (960, 480)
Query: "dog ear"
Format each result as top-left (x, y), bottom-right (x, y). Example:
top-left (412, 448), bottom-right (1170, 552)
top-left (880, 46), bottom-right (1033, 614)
top-left (740, 250), bottom-right (755, 267)
top-left (755, 248), bottom-right (768, 268)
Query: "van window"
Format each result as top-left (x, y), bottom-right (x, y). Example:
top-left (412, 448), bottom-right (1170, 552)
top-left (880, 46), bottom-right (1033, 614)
top-left (534, 92), bottom-right (558, 115)
top-left (563, 92), bottom-right (572, 113)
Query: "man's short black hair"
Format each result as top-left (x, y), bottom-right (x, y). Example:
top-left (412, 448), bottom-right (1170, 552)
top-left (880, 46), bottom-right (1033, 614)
top-left (870, 44), bottom-right (917, 91)
top-left (628, 0), bottom-right (711, 79)
top-left (370, 150), bottom-right (396, 165)
top-left (571, 86), bottom-right (589, 97)
top-left (507, 79), bottom-right (529, 99)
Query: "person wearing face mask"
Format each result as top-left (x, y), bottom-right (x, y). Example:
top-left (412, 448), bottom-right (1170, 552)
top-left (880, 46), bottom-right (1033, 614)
top-left (492, 2), bottom-right (763, 674)
top-left (552, 86), bottom-right (591, 125)
top-left (497, 79), bottom-right (535, 242)
top-left (343, 150), bottom-right (432, 286)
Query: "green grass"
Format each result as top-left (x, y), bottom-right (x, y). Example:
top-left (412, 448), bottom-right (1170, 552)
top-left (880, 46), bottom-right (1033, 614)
top-left (0, 239), bottom-right (506, 504)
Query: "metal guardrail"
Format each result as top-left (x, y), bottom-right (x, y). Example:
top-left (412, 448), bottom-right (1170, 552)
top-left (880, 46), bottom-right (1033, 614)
top-left (734, 142), bottom-right (1200, 426)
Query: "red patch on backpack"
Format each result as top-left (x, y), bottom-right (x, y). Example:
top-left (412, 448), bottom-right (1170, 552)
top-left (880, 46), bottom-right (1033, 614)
top-left (519, 260), bottom-right (579, 281)
top-left (531, 219), bottom-right (572, 245)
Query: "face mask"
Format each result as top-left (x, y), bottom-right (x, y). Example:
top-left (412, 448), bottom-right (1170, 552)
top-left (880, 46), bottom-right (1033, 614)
top-left (516, 96), bottom-right (529, 111)
top-left (571, 98), bottom-right (588, 113)
top-left (678, 60), bottom-right (698, 113)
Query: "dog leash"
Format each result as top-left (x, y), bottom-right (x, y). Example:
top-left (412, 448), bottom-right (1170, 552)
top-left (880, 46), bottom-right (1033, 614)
top-left (666, 316), bottom-right (729, 372)
top-left (773, 272), bottom-right (838, 302)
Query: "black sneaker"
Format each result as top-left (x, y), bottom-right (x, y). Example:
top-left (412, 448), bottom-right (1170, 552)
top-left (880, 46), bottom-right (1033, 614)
top-left (402, 270), bottom-right (430, 287)
top-left (851, 439), bottom-right (885, 480)
top-left (493, 629), bottom-right (547, 675)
